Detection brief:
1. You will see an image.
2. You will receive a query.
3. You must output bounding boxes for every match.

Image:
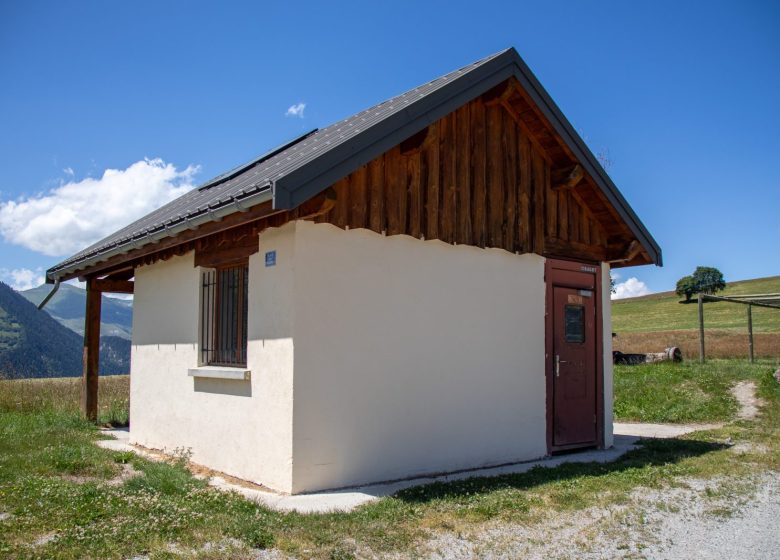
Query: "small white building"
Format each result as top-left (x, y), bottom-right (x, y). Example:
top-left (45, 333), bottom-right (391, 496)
top-left (47, 48), bottom-right (660, 494)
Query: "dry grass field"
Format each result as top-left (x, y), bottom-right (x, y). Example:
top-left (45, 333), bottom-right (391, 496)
top-left (614, 329), bottom-right (780, 360)
top-left (0, 375), bottom-right (129, 425)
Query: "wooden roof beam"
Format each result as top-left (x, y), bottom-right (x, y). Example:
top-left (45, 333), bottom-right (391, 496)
top-left (552, 164), bottom-right (584, 190)
top-left (482, 80), bottom-right (517, 106)
top-left (92, 278), bottom-right (134, 294)
top-left (399, 127), bottom-right (430, 155)
top-left (105, 269), bottom-right (134, 281)
top-left (606, 239), bottom-right (645, 265)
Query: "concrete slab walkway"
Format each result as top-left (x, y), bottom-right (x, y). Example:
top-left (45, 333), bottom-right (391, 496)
top-left (97, 428), bottom-right (641, 513)
top-left (97, 420), bottom-right (722, 514)
top-left (613, 421), bottom-right (721, 439)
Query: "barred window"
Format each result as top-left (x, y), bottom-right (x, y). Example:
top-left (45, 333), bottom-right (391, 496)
top-left (200, 264), bottom-right (248, 367)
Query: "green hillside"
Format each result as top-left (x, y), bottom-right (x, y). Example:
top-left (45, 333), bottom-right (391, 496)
top-left (612, 276), bottom-right (780, 334)
top-left (0, 282), bottom-right (129, 378)
top-left (21, 283), bottom-right (133, 339)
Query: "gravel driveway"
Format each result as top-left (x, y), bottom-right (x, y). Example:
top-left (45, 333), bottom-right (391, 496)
top-left (420, 473), bottom-right (779, 559)
top-left (642, 475), bottom-right (779, 560)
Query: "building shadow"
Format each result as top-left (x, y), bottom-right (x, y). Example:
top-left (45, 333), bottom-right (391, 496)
top-left (393, 437), bottom-right (727, 503)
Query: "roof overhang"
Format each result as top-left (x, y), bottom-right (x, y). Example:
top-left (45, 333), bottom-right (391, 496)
top-left (47, 48), bottom-right (660, 283)
top-left (46, 185), bottom-right (273, 283)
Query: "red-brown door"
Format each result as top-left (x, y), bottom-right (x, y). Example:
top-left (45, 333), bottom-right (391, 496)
top-left (552, 285), bottom-right (597, 447)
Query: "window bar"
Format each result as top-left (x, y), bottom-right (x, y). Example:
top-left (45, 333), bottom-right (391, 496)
top-left (209, 270), bottom-right (215, 364)
top-left (219, 268), bottom-right (224, 364)
top-left (202, 265), bottom-right (248, 368)
top-left (214, 269), bottom-right (221, 365)
top-left (236, 266), bottom-right (243, 364)
top-left (241, 267), bottom-right (248, 363)
top-left (200, 273), bottom-right (204, 364)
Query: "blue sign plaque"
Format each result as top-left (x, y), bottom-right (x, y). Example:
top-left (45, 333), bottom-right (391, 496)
top-left (265, 250), bottom-right (276, 267)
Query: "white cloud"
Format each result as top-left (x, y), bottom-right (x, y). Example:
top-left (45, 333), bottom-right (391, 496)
top-left (285, 102), bottom-right (306, 118)
top-left (0, 158), bottom-right (198, 257)
top-left (612, 277), bottom-right (652, 300)
top-left (0, 267), bottom-right (45, 291)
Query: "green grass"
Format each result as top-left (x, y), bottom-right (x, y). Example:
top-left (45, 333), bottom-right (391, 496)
top-left (1, 364), bottom-right (779, 559)
top-left (614, 359), bottom-right (773, 423)
top-left (612, 275), bottom-right (780, 333)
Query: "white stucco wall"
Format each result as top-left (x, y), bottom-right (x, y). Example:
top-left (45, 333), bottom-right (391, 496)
top-left (602, 263), bottom-right (614, 449)
top-left (129, 225), bottom-right (297, 493)
top-left (289, 221), bottom-right (547, 493)
top-left (128, 220), bottom-right (612, 493)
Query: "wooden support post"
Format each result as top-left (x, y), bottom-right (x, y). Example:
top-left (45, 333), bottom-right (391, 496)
top-left (747, 303), bottom-right (754, 364)
top-left (698, 293), bottom-right (705, 363)
top-left (82, 278), bottom-right (102, 422)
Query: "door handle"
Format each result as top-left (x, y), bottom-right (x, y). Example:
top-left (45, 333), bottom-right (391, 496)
top-left (555, 355), bottom-right (568, 377)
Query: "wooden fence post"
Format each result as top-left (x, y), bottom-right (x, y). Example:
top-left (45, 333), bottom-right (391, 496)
top-left (82, 279), bottom-right (101, 422)
top-left (747, 303), bottom-right (754, 364)
top-left (698, 293), bottom-right (705, 363)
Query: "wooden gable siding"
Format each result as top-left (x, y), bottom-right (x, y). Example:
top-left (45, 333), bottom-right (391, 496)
top-left (297, 95), bottom-right (609, 261)
top-left (74, 85), bottom-right (627, 282)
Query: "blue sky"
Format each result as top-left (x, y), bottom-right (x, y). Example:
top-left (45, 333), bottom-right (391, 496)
top-left (0, 0), bottom-right (778, 296)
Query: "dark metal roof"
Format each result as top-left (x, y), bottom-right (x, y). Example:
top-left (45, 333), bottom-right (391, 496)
top-left (48, 47), bottom-right (661, 281)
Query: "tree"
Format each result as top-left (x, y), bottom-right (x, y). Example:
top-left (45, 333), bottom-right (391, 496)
top-left (675, 275), bottom-right (697, 302)
top-left (692, 266), bottom-right (726, 295)
top-left (675, 266), bottom-right (726, 302)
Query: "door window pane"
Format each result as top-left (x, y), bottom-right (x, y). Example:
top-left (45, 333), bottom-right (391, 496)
top-left (564, 304), bottom-right (585, 343)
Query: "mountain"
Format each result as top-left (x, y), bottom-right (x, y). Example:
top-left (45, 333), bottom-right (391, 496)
top-left (0, 281), bottom-right (129, 379)
top-left (21, 283), bottom-right (133, 339)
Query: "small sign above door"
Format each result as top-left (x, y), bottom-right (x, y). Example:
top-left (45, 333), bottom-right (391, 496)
top-left (568, 294), bottom-right (583, 304)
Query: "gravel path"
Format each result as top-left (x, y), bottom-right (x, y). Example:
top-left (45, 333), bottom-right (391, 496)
top-left (641, 475), bottom-right (780, 559)
top-left (418, 473), bottom-right (780, 559)
top-left (731, 380), bottom-right (762, 420)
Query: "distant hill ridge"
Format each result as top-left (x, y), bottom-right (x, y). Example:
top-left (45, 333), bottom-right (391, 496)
top-left (0, 282), bottom-right (129, 379)
top-left (21, 283), bottom-right (133, 339)
top-left (614, 275), bottom-right (780, 303)
top-left (612, 275), bottom-right (780, 335)
top-left (611, 275), bottom-right (780, 359)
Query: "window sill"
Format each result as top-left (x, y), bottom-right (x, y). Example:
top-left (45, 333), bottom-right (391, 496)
top-left (188, 366), bottom-right (251, 381)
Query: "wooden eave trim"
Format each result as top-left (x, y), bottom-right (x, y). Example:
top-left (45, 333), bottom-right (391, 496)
top-left (67, 201), bottom-right (282, 282)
